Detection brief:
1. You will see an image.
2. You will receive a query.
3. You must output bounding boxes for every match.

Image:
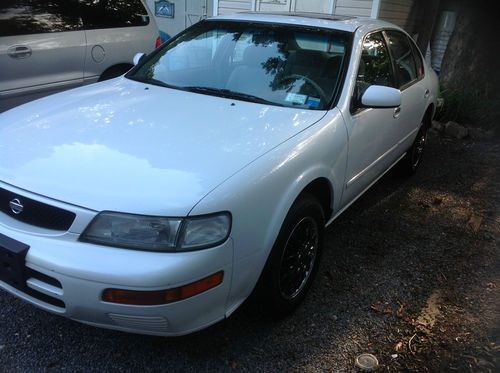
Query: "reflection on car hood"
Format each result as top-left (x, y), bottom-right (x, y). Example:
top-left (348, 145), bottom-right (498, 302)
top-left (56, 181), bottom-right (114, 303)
top-left (0, 78), bottom-right (326, 216)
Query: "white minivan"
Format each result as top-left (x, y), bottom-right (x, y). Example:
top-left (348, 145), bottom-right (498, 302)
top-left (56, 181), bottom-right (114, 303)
top-left (0, 0), bottom-right (159, 112)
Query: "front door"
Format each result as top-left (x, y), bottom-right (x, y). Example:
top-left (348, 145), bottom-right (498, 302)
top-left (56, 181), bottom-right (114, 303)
top-left (341, 31), bottom-right (401, 205)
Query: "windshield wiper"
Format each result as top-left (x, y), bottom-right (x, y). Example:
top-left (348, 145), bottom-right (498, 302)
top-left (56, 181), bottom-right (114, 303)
top-left (127, 76), bottom-right (174, 89)
top-left (181, 86), bottom-right (281, 106)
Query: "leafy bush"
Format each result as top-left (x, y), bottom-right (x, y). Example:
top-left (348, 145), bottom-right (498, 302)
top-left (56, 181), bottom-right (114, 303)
top-left (435, 87), bottom-right (498, 128)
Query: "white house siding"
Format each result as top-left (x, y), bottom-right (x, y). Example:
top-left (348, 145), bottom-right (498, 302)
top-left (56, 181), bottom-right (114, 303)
top-left (218, 0), bottom-right (253, 15)
top-left (216, 0), bottom-right (381, 19)
top-left (379, 0), bottom-right (416, 32)
top-left (334, 0), bottom-right (374, 17)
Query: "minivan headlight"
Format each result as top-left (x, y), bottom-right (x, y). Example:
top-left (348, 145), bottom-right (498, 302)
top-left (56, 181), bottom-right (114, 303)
top-left (80, 212), bottom-right (231, 252)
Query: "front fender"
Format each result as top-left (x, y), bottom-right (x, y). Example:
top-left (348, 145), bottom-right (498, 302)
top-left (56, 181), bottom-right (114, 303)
top-left (190, 109), bottom-right (348, 315)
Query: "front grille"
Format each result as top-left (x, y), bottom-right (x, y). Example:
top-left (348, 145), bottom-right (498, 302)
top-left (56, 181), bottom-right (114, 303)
top-left (0, 187), bottom-right (75, 231)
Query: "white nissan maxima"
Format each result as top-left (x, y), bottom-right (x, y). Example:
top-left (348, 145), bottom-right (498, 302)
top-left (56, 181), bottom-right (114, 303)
top-left (0, 13), bottom-right (438, 336)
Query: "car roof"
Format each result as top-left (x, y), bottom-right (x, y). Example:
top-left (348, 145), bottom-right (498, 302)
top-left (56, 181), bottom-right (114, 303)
top-left (211, 12), bottom-right (400, 34)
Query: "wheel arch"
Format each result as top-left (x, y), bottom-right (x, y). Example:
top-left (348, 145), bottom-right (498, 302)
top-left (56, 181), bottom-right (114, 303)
top-left (423, 103), bottom-right (435, 129)
top-left (296, 177), bottom-right (334, 223)
top-left (98, 63), bottom-right (133, 82)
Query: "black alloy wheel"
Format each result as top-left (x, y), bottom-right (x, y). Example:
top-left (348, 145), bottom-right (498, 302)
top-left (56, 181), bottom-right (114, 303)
top-left (257, 193), bottom-right (325, 318)
top-left (399, 123), bottom-right (428, 176)
top-left (278, 216), bottom-right (319, 300)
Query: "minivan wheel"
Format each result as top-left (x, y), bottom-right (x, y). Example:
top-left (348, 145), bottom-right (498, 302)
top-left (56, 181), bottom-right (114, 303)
top-left (98, 64), bottom-right (133, 82)
top-left (258, 194), bottom-right (325, 318)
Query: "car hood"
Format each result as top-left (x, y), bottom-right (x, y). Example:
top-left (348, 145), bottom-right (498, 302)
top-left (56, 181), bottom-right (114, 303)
top-left (0, 78), bottom-right (326, 216)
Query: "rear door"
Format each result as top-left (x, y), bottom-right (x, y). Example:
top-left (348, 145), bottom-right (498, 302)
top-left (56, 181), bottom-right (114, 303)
top-left (80, 0), bottom-right (158, 82)
top-left (0, 0), bottom-right (86, 111)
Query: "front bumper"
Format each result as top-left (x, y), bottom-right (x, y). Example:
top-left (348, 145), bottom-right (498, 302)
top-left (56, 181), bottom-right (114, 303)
top-left (0, 224), bottom-right (233, 336)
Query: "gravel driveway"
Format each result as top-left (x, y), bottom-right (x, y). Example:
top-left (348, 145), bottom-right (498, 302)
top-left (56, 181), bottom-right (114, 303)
top-left (1, 132), bottom-right (499, 372)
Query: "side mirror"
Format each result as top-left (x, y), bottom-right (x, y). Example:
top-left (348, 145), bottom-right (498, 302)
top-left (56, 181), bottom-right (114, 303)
top-left (133, 52), bottom-right (146, 66)
top-left (361, 85), bottom-right (401, 108)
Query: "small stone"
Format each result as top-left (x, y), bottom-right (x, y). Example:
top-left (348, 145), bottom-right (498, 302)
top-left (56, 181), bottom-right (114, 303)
top-left (394, 341), bottom-right (404, 351)
top-left (467, 214), bottom-right (483, 232)
top-left (444, 121), bottom-right (468, 139)
top-left (391, 354), bottom-right (398, 359)
top-left (432, 197), bottom-right (443, 205)
top-left (431, 120), bottom-right (444, 132)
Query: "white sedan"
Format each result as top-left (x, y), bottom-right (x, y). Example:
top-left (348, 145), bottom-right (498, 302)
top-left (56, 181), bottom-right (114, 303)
top-left (0, 13), bottom-right (438, 336)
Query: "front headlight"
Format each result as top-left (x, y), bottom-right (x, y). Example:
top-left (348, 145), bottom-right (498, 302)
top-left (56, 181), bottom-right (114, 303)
top-left (80, 211), bottom-right (231, 252)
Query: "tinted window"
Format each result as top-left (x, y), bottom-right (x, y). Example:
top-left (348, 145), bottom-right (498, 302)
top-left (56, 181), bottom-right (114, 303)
top-left (0, 0), bottom-right (81, 37)
top-left (80, 0), bottom-right (149, 29)
top-left (385, 30), bottom-right (418, 87)
top-left (409, 39), bottom-right (424, 78)
top-left (353, 32), bottom-right (394, 109)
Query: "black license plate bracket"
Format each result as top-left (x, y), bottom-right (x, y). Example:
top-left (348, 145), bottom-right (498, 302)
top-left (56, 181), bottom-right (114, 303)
top-left (0, 233), bottom-right (29, 289)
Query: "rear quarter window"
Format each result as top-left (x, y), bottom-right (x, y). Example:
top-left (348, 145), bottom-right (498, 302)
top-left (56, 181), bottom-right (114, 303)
top-left (0, 0), bottom-right (82, 37)
top-left (80, 0), bottom-right (150, 30)
top-left (409, 39), bottom-right (425, 79)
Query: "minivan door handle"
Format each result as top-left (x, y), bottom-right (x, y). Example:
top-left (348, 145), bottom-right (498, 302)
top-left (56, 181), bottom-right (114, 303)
top-left (393, 106), bottom-right (401, 118)
top-left (8, 45), bottom-right (32, 59)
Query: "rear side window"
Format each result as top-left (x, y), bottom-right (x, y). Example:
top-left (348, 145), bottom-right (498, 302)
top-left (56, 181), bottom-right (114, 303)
top-left (385, 30), bottom-right (418, 88)
top-left (0, 0), bottom-right (82, 37)
top-left (80, 0), bottom-right (150, 30)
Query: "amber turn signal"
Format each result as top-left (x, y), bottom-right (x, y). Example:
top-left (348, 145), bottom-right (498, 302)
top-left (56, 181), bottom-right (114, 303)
top-left (102, 271), bottom-right (224, 305)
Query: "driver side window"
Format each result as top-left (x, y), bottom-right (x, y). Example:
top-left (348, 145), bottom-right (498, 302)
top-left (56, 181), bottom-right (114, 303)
top-left (351, 32), bottom-right (394, 112)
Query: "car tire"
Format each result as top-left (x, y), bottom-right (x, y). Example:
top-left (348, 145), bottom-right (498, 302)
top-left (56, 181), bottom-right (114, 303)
top-left (257, 193), bottom-right (325, 318)
top-left (399, 123), bottom-right (428, 176)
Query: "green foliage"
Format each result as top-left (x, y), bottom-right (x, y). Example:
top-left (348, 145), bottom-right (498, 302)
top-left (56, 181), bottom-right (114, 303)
top-left (435, 87), bottom-right (495, 127)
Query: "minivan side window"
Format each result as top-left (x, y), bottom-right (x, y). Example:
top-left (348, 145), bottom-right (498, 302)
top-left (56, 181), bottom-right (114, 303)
top-left (80, 0), bottom-right (150, 30)
top-left (385, 30), bottom-right (418, 88)
top-left (352, 31), bottom-right (394, 111)
top-left (0, 0), bottom-right (82, 37)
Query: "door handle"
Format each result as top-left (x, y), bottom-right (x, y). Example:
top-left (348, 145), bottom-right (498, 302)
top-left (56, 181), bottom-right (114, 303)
top-left (424, 89), bottom-right (430, 98)
top-left (393, 106), bottom-right (401, 118)
top-left (8, 45), bottom-right (32, 59)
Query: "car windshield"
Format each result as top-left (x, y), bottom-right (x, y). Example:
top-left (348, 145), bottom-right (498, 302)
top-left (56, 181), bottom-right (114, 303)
top-left (127, 20), bottom-right (351, 110)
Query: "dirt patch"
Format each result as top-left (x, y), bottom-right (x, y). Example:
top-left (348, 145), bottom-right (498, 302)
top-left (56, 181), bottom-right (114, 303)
top-left (415, 290), bottom-right (442, 332)
top-left (0, 133), bottom-right (498, 372)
